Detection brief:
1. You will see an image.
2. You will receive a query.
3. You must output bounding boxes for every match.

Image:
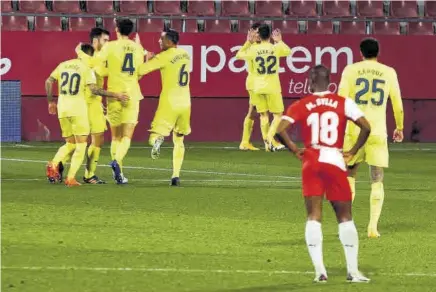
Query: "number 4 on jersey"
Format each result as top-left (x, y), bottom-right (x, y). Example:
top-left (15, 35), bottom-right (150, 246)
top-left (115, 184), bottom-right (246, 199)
top-left (122, 53), bottom-right (135, 75)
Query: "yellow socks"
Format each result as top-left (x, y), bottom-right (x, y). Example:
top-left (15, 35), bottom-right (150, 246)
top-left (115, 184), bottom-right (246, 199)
top-left (110, 140), bottom-right (119, 160)
top-left (53, 142), bottom-right (76, 165)
top-left (85, 145), bottom-right (101, 179)
top-left (369, 182), bottom-right (385, 232)
top-left (115, 137), bottom-right (131, 165)
top-left (67, 142), bottom-right (86, 179)
top-left (172, 133), bottom-right (185, 178)
top-left (348, 177), bottom-right (356, 202)
top-left (241, 117), bottom-right (254, 144)
top-left (260, 114), bottom-right (269, 141)
top-left (267, 115), bottom-right (281, 143)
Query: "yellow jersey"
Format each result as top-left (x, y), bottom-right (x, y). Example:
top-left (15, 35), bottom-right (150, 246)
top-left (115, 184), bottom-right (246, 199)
top-left (78, 51), bottom-right (106, 103)
top-left (138, 47), bottom-right (191, 109)
top-left (236, 40), bottom-right (291, 95)
top-left (338, 60), bottom-right (404, 136)
top-left (239, 41), bottom-right (258, 91)
top-left (49, 58), bottom-right (96, 118)
top-left (94, 39), bottom-right (144, 101)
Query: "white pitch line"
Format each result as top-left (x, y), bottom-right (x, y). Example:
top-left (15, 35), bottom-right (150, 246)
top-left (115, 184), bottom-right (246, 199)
top-left (1, 178), bottom-right (296, 183)
top-left (2, 266), bottom-right (436, 278)
top-left (0, 158), bottom-right (299, 179)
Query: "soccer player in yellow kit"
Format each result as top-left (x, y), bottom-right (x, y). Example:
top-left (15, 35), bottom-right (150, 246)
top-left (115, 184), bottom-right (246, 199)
top-left (236, 24), bottom-right (291, 151)
top-left (239, 22), bottom-right (261, 151)
top-left (91, 19), bottom-right (145, 184)
top-left (45, 44), bottom-right (128, 186)
top-left (82, 27), bottom-right (110, 184)
top-left (338, 38), bottom-right (404, 238)
top-left (138, 29), bottom-right (191, 186)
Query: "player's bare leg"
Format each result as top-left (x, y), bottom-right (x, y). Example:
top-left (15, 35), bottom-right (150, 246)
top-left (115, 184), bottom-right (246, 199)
top-left (47, 136), bottom-right (76, 183)
top-left (347, 163), bottom-right (360, 202)
top-left (331, 200), bottom-right (370, 283)
top-left (65, 134), bottom-right (88, 187)
top-left (304, 196), bottom-right (328, 283)
top-left (239, 105), bottom-right (259, 151)
top-left (111, 123), bottom-right (135, 184)
top-left (368, 165), bottom-right (384, 238)
top-left (84, 132), bottom-right (106, 184)
top-left (171, 132), bottom-right (185, 186)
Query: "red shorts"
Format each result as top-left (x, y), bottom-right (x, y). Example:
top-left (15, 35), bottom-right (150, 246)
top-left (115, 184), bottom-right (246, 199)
top-left (301, 150), bottom-right (352, 201)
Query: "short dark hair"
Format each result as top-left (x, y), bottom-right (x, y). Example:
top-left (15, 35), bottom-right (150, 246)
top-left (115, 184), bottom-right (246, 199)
top-left (81, 44), bottom-right (95, 56)
top-left (116, 18), bottom-right (134, 36)
top-left (360, 38), bottom-right (379, 59)
top-left (165, 28), bottom-right (179, 45)
top-left (258, 23), bottom-right (271, 40)
top-left (251, 22), bottom-right (261, 30)
top-left (89, 27), bottom-right (110, 42)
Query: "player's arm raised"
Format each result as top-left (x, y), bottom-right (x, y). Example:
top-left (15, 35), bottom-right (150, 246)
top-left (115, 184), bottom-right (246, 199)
top-left (235, 29), bottom-right (256, 60)
top-left (138, 55), bottom-right (164, 77)
top-left (272, 29), bottom-right (292, 57)
top-left (343, 99), bottom-right (371, 162)
top-left (45, 66), bottom-right (59, 115)
top-left (389, 69), bottom-right (404, 142)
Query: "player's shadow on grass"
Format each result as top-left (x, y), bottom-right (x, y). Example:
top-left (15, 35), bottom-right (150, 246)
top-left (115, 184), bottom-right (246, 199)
top-left (205, 282), bottom-right (344, 292)
top-left (254, 237), bottom-right (338, 247)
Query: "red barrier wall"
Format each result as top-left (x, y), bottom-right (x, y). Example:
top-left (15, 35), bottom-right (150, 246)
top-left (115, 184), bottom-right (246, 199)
top-left (23, 97), bottom-right (435, 142)
top-left (2, 32), bottom-right (436, 99)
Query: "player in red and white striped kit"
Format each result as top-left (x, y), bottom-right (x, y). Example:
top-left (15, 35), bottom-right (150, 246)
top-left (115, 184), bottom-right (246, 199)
top-left (274, 65), bottom-right (371, 283)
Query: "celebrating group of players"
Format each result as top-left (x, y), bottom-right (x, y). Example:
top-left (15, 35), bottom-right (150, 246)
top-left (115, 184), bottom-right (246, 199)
top-left (44, 19), bottom-right (404, 283)
top-left (236, 22), bottom-right (404, 283)
top-left (45, 19), bottom-right (190, 187)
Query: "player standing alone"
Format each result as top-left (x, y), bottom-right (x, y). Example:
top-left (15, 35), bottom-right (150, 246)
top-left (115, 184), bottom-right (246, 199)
top-left (275, 65), bottom-right (371, 283)
top-left (339, 38), bottom-right (404, 238)
top-left (138, 29), bottom-right (191, 186)
top-left (236, 24), bottom-right (291, 151)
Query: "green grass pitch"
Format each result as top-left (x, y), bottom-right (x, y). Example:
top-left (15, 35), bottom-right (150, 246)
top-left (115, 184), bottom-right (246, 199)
top-left (2, 142), bottom-right (436, 291)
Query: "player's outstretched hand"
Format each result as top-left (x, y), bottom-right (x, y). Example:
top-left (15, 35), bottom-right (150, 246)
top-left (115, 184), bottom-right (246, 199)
top-left (48, 102), bottom-right (57, 115)
top-left (393, 129), bottom-right (404, 143)
top-left (75, 42), bottom-right (83, 54)
top-left (247, 29), bottom-right (257, 43)
top-left (146, 51), bottom-right (155, 62)
top-left (116, 93), bottom-right (130, 103)
top-left (272, 29), bottom-right (282, 43)
top-left (135, 33), bottom-right (141, 45)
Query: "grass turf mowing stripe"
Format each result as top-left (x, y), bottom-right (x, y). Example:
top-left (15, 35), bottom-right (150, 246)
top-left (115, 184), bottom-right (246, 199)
top-left (2, 266), bottom-right (436, 278)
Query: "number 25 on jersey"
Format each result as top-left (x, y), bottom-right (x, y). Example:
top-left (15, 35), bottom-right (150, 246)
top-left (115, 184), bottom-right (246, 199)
top-left (307, 111), bottom-right (339, 146)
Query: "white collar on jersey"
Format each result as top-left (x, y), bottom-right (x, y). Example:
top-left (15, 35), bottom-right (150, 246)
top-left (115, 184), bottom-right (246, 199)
top-left (313, 91), bottom-right (331, 96)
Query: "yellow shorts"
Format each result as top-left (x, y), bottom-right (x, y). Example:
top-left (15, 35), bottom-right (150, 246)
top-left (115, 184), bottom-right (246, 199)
top-left (344, 134), bottom-right (389, 168)
top-left (252, 92), bottom-right (284, 114)
top-left (107, 99), bottom-right (140, 127)
top-left (150, 107), bottom-right (191, 137)
top-left (88, 101), bottom-right (107, 134)
top-left (59, 116), bottom-right (90, 138)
